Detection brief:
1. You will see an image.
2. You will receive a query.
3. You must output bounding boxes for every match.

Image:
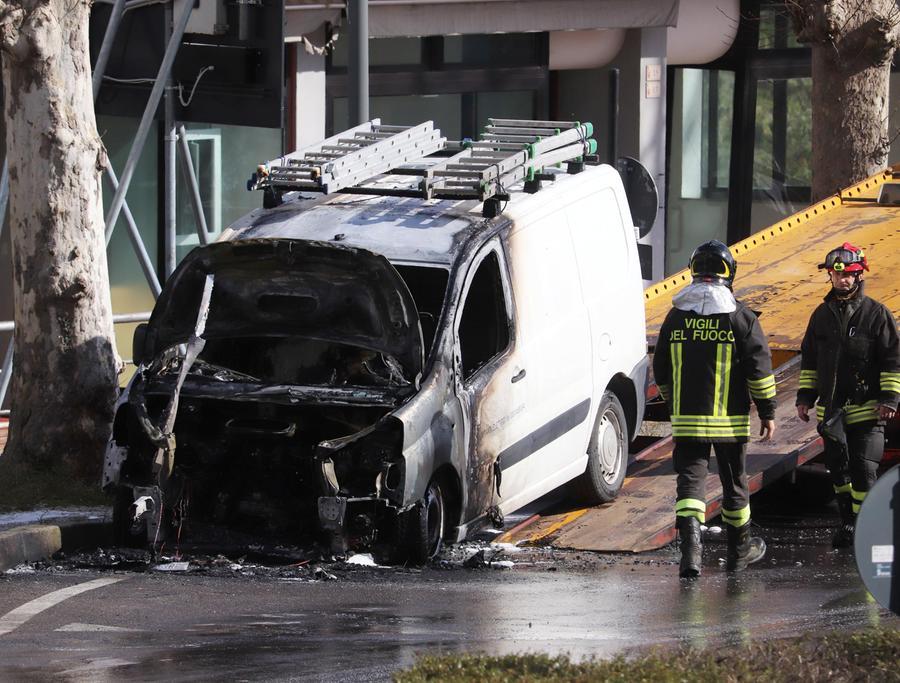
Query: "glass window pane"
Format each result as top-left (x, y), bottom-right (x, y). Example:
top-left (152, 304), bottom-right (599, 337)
top-left (752, 77), bottom-right (811, 190)
top-left (665, 68), bottom-right (733, 275)
top-left (176, 123), bottom-right (281, 263)
top-left (785, 78), bottom-right (812, 187)
top-left (758, 4), bottom-right (801, 49)
top-left (753, 79), bottom-right (774, 191)
top-left (716, 73), bottom-right (735, 187)
top-left (750, 76), bottom-right (811, 232)
top-left (442, 34), bottom-right (544, 67)
top-left (331, 36), bottom-right (422, 68)
top-left (459, 251), bottom-right (509, 379)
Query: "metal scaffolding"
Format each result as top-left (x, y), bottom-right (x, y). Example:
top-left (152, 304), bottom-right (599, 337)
top-left (0, 0), bottom-right (216, 412)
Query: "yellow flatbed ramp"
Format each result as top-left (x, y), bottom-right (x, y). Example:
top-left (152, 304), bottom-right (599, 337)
top-left (500, 168), bottom-right (900, 552)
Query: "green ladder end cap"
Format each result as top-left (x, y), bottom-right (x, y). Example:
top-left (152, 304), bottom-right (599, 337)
top-left (586, 138), bottom-right (598, 155)
top-left (582, 122), bottom-right (594, 138)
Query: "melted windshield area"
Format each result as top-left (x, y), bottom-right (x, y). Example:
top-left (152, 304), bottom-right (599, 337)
top-left (393, 264), bottom-right (449, 359)
top-left (196, 337), bottom-right (410, 387)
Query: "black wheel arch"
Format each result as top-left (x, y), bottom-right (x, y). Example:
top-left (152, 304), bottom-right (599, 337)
top-left (606, 373), bottom-right (638, 441)
top-left (430, 464), bottom-right (462, 538)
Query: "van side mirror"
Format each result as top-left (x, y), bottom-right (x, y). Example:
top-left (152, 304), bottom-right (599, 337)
top-left (615, 156), bottom-right (658, 238)
top-left (132, 323), bottom-right (148, 366)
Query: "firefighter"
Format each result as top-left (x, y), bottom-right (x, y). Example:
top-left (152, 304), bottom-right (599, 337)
top-left (795, 243), bottom-right (899, 548)
top-left (654, 240), bottom-right (776, 578)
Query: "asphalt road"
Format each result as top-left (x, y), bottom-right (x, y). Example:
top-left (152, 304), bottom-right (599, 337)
top-left (1, 480), bottom-right (897, 682)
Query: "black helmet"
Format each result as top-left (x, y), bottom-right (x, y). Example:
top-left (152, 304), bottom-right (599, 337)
top-left (689, 240), bottom-right (736, 287)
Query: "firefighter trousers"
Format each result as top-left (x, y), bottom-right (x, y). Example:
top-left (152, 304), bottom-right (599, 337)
top-left (673, 441), bottom-right (750, 526)
top-left (822, 422), bottom-right (883, 514)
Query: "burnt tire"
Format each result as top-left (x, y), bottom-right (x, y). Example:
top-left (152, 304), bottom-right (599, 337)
top-left (570, 391), bottom-right (628, 505)
top-left (404, 480), bottom-right (445, 565)
top-left (111, 486), bottom-right (149, 549)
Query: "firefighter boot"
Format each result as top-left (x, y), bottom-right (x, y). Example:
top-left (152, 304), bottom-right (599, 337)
top-left (677, 516), bottom-right (702, 578)
top-left (726, 523), bottom-right (766, 572)
top-left (831, 492), bottom-right (855, 549)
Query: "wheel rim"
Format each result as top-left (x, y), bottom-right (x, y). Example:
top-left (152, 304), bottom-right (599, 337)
top-left (424, 484), bottom-right (444, 557)
top-left (595, 406), bottom-right (624, 485)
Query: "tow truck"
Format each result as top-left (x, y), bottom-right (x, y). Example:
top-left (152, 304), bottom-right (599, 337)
top-left (500, 166), bottom-right (900, 551)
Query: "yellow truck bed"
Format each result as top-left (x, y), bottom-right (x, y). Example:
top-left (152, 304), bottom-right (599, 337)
top-left (496, 169), bottom-right (900, 554)
top-left (646, 167), bottom-right (900, 352)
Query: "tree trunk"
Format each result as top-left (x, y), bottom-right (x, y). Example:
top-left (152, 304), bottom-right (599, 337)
top-left (789, 0), bottom-right (900, 201)
top-left (810, 45), bottom-right (891, 201)
top-left (0, 0), bottom-right (120, 481)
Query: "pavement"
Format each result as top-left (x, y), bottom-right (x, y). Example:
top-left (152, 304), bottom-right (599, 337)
top-left (0, 507), bottom-right (113, 572)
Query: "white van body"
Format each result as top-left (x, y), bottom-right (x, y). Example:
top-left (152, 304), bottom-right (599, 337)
top-left (103, 161), bottom-right (648, 561)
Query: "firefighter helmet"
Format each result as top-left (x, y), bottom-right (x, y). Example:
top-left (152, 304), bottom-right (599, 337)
top-left (689, 240), bottom-right (737, 287)
top-left (818, 242), bottom-right (869, 273)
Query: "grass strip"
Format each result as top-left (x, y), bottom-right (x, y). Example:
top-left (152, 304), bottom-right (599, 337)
top-left (0, 459), bottom-right (108, 511)
top-left (395, 628), bottom-right (900, 682)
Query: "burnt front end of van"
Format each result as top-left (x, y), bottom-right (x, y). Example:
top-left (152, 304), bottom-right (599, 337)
top-left (102, 239), bottom-right (425, 558)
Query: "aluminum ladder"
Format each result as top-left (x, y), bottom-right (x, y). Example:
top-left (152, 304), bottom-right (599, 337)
top-left (253, 119), bottom-right (445, 195)
top-left (251, 118), bottom-right (598, 216)
top-left (421, 118), bottom-right (597, 201)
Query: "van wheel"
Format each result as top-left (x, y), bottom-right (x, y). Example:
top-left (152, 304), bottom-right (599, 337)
top-left (570, 391), bottom-right (628, 505)
top-left (403, 480), bottom-right (445, 565)
top-left (111, 487), bottom-right (148, 549)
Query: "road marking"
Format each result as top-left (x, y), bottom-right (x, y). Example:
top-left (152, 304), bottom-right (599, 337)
top-left (0, 577), bottom-right (128, 636)
top-left (527, 508), bottom-right (588, 543)
top-left (56, 622), bottom-right (141, 633)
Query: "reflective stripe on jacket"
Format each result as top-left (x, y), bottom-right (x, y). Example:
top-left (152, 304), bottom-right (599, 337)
top-left (654, 299), bottom-right (776, 443)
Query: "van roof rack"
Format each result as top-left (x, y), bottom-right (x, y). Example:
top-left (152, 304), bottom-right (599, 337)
top-left (251, 118), bottom-right (598, 216)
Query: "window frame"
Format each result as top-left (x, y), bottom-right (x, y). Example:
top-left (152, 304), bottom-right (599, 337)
top-left (453, 241), bottom-right (514, 384)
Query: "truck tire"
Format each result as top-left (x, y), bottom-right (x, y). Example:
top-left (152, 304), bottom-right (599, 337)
top-left (403, 480), bottom-right (445, 565)
top-left (570, 391), bottom-right (628, 505)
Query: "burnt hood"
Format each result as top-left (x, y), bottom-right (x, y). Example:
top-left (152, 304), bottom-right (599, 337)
top-left (144, 239), bottom-right (424, 380)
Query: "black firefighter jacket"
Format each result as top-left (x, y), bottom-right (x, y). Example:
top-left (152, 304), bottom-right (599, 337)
top-left (796, 283), bottom-right (900, 425)
top-left (654, 301), bottom-right (776, 443)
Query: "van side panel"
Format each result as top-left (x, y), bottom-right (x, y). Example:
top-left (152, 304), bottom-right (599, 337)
top-left (565, 180), bottom-right (647, 440)
top-left (497, 211), bottom-right (594, 513)
top-left (566, 187), bottom-right (631, 397)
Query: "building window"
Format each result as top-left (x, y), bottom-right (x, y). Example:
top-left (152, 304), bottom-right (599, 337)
top-left (665, 68), bottom-right (734, 274)
top-left (176, 128), bottom-right (222, 261)
top-left (750, 76), bottom-right (811, 232)
top-left (326, 34), bottom-right (549, 139)
top-left (757, 3), bottom-right (802, 50)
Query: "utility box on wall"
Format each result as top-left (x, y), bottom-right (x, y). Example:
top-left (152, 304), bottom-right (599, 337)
top-left (90, 0), bottom-right (284, 128)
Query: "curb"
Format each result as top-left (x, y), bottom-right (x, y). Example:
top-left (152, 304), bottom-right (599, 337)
top-left (0, 519), bottom-right (113, 572)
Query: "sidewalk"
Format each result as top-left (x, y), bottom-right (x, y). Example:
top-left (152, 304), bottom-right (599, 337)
top-left (0, 507), bottom-right (112, 572)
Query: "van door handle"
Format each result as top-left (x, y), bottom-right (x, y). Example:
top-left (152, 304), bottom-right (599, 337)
top-left (511, 368), bottom-right (527, 383)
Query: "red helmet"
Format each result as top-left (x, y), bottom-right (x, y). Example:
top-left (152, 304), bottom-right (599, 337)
top-left (818, 242), bottom-right (869, 273)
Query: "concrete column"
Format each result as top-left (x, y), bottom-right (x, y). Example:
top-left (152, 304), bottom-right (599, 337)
top-left (600, 27), bottom-right (667, 285)
top-left (295, 29), bottom-right (327, 150)
top-left (636, 27), bottom-right (667, 285)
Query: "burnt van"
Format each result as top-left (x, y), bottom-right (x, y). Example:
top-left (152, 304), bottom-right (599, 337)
top-left (103, 120), bottom-right (648, 562)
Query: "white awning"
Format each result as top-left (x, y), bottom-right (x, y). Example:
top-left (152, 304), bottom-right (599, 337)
top-left (285, 0), bottom-right (680, 40)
